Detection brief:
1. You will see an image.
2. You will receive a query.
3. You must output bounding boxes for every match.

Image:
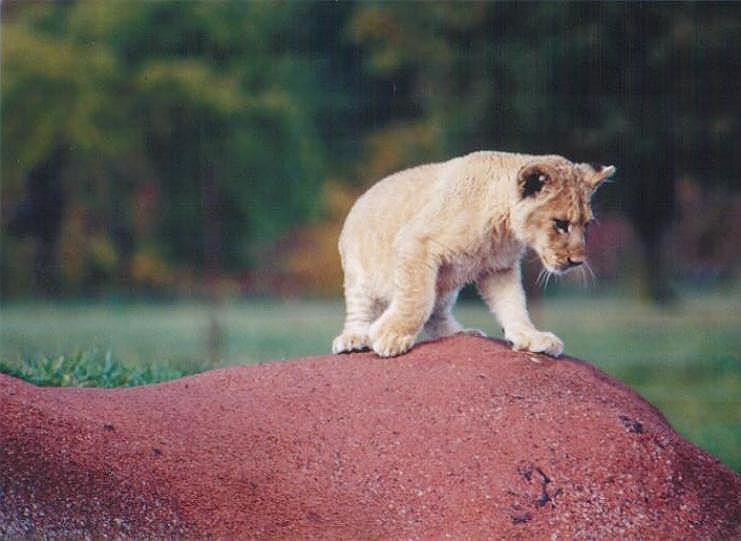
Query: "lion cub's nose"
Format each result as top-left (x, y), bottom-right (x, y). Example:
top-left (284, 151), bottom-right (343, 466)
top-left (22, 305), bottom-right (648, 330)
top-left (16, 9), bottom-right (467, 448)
top-left (566, 257), bottom-right (584, 268)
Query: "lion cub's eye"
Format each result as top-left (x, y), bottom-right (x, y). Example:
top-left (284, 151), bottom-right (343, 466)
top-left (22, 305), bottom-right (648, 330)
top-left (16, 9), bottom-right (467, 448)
top-left (553, 219), bottom-right (570, 233)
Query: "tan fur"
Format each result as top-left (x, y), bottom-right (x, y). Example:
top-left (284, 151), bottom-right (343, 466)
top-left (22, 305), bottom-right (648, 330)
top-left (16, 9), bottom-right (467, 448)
top-left (332, 151), bottom-right (615, 357)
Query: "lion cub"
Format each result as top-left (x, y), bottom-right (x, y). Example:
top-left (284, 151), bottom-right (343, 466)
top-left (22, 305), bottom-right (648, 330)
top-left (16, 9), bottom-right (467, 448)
top-left (332, 151), bottom-right (615, 358)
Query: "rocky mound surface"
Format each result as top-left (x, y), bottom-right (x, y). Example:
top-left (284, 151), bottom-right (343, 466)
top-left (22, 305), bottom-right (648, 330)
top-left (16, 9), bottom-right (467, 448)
top-left (1, 336), bottom-right (739, 539)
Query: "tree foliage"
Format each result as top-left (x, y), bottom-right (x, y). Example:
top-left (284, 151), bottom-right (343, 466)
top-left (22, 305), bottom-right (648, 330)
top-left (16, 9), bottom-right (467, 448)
top-left (2, 2), bottom-right (739, 298)
top-left (2, 2), bottom-right (330, 293)
top-left (345, 2), bottom-right (740, 300)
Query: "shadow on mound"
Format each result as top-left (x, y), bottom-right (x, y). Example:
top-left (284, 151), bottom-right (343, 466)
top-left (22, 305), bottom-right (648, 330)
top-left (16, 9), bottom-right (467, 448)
top-left (1, 336), bottom-right (739, 539)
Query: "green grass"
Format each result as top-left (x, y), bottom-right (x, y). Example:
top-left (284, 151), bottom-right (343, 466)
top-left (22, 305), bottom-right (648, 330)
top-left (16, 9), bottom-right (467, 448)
top-left (0, 299), bottom-right (342, 366)
top-left (0, 348), bottom-right (198, 388)
top-left (1, 286), bottom-right (739, 471)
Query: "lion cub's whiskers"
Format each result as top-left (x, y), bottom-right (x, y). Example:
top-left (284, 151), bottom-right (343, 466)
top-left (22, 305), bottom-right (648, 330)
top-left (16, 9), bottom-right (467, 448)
top-left (578, 261), bottom-right (597, 290)
top-left (536, 268), bottom-right (556, 290)
top-left (536, 269), bottom-right (547, 288)
top-left (584, 261), bottom-right (597, 288)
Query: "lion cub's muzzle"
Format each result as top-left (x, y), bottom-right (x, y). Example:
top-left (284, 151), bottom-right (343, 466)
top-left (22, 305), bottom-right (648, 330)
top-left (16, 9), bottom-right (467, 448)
top-left (565, 256), bottom-right (584, 268)
top-left (550, 256), bottom-right (585, 274)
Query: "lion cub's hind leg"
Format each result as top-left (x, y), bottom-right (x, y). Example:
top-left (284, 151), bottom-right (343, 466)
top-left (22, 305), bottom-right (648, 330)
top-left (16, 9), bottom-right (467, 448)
top-left (423, 289), bottom-right (464, 339)
top-left (423, 289), bottom-right (486, 340)
top-left (332, 285), bottom-right (380, 354)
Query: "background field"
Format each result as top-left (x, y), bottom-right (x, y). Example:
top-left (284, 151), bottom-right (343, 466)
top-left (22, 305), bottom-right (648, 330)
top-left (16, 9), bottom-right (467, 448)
top-left (2, 285), bottom-right (739, 472)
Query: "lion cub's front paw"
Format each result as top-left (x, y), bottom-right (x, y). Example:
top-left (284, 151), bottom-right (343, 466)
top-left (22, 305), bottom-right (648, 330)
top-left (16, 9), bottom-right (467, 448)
top-left (332, 332), bottom-right (369, 354)
top-left (372, 332), bottom-right (415, 357)
top-left (369, 320), bottom-right (415, 357)
top-left (506, 327), bottom-right (564, 357)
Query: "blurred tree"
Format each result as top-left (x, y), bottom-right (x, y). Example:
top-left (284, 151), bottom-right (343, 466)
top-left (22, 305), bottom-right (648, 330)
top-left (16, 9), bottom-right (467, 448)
top-left (5, 145), bottom-right (68, 296)
top-left (2, 2), bottom-right (738, 299)
top-left (347, 2), bottom-right (741, 302)
top-left (2, 15), bottom-right (122, 295)
top-left (2, 1), bottom-right (332, 296)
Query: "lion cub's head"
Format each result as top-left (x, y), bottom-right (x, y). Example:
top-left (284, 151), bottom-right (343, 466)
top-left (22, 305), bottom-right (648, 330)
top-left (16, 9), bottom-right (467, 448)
top-left (511, 156), bottom-right (616, 274)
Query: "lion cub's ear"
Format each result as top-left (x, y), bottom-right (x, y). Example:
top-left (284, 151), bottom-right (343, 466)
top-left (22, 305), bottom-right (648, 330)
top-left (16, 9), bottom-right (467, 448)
top-left (580, 163), bottom-right (617, 190)
top-left (518, 163), bottom-right (555, 199)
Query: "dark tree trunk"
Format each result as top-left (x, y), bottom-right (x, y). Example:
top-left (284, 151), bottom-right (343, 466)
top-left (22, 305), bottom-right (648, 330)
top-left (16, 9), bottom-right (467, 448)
top-left (618, 5), bottom-right (679, 304)
top-left (625, 160), bottom-right (678, 305)
top-left (7, 145), bottom-right (68, 297)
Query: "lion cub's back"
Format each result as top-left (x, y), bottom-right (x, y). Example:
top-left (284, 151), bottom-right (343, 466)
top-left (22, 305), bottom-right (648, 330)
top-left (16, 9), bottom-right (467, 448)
top-left (339, 161), bottom-right (447, 256)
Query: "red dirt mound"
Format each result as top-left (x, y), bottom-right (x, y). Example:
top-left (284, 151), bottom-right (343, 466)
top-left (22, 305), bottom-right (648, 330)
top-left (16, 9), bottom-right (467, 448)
top-left (1, 336), bottom-right (739, 539)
